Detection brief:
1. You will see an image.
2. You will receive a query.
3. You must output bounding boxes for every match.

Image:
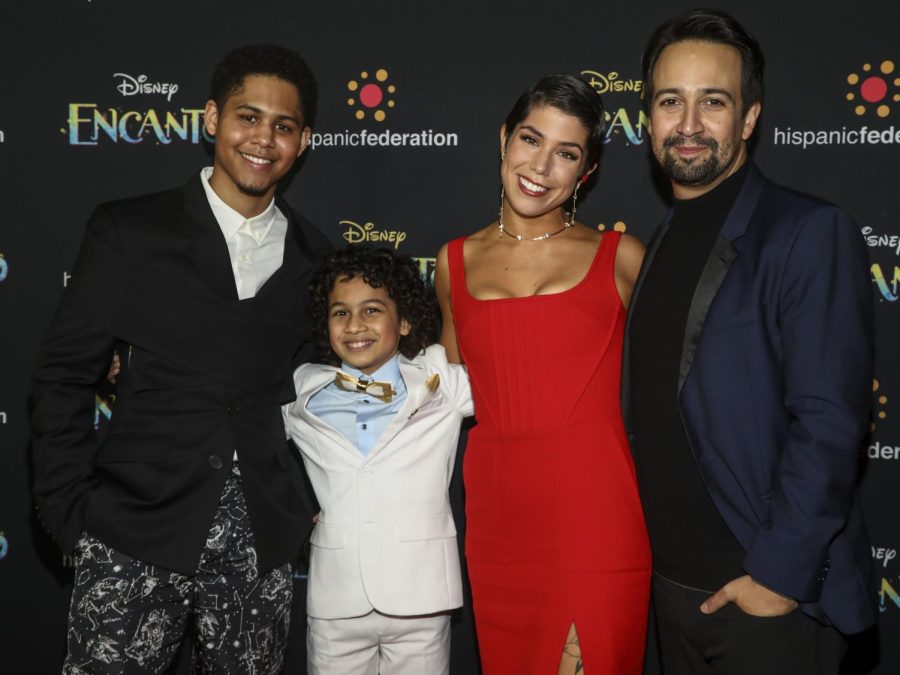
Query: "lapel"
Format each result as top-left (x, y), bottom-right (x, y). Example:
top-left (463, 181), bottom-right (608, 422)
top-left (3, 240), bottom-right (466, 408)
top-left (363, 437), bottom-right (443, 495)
top-left (365, 354), bottom-right (438, 463)
top-left (622, 163), bottom-right (768, 430)
top-left (183, 174), bottom-right (240, 302)
top-left (297, 366), bottom-right (365, 460)
top-left (677, 163), bottom-right (767, 393)
top-left (254, 194), bottom-right (313, 299)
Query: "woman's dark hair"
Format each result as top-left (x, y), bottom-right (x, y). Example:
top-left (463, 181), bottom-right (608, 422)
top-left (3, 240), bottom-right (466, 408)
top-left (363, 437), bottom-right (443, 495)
top-left (641, 8), bottom-right (764, 115)
top-left (309, 247), bottom-right (438, 365)
top-left (503, 74), bottom-right (605, 170)
top-left (209, 44), bottom-right (318, 127)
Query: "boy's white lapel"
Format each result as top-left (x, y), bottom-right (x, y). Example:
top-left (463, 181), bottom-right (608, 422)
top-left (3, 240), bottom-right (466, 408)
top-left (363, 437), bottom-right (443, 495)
top-left (295, 364), bottom-right (362, 460)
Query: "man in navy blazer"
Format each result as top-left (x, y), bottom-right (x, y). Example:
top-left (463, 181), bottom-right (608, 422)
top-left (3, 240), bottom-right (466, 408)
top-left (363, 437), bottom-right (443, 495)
top-left (624, 9), bottom-right (876, 674)
top-left (31, 45), bottom-right (330, 673)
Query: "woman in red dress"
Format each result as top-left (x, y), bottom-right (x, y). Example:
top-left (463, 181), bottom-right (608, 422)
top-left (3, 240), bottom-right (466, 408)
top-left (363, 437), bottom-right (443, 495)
top-left (434, 75), bottom-right (651, 674)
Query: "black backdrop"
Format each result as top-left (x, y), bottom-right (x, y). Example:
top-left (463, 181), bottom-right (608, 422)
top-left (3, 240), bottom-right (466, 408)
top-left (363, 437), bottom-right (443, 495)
top-left (1, 1), bottom-right (898, 672)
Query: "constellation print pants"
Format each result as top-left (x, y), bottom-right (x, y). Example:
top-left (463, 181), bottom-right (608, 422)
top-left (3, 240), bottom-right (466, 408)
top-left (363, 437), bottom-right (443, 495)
top-left (62, 464), bottom-right (293, 674)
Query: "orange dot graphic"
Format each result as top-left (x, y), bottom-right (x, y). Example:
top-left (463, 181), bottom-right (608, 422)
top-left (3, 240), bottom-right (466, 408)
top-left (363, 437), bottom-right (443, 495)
top-left (878, 105), bottom-right (890, 117)
top-left (879, 396), bottom-right (888, 404)
top-left (855, 105), bottom-right (866, 115)
top-left (376, 69), bottom-right (389, 82)
top-left (347, 80), bottom-right (358, 92)
top-left (863, 63), bottom-right (872, 72)
top-left (882, 60), bottom-right (895, 74)
top-left (848, 73), bottom-right (859, 85)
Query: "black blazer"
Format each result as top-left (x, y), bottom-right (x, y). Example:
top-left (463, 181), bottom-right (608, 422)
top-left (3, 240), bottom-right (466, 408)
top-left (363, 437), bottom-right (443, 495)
top-left (31, 174), bottom-right (331, 573)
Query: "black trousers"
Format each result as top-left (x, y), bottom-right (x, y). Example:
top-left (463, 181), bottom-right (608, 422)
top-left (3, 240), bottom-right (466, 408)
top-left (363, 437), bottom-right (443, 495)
top-left (651, 571), bottom-right (845, 675)
top-left (63, 465), bottom-right (292, 674)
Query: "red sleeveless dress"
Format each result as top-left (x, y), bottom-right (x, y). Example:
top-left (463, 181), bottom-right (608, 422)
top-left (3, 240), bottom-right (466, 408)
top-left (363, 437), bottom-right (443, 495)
top-left (448, 232), bottom-right (651, 674)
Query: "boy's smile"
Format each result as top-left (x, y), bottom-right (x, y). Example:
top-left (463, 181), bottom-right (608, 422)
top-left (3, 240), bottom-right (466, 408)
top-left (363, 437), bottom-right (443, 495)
top-left (328, 275), bottom-right (411, 375)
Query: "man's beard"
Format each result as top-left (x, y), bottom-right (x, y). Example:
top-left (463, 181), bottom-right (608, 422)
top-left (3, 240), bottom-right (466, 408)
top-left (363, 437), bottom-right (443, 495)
top-left (657, 135), bottom-right (734, 187)
top-left (236, 179), bottom-right (271, 197)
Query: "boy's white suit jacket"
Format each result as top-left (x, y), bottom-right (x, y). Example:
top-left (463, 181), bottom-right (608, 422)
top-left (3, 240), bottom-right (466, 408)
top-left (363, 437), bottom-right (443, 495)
top-left (284, 344), bottom-right (473, 619)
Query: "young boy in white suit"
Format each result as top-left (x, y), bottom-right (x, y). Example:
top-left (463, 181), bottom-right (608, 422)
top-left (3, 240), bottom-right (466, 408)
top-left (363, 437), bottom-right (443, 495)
top-left (283, 247), bottom-right (473, 675)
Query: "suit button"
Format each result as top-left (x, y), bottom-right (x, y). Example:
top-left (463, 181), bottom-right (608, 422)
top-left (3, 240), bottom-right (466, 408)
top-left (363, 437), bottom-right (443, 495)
top-left (208, 455), bottom-right (224, 470)
top-left (227, 406), bottom-right (239, 416)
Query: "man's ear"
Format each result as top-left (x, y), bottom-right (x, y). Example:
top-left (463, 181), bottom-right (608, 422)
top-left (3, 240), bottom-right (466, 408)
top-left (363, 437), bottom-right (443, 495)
top-left (741, 101), bottom-right (762, 141)
top-left (203, 99), bottom-right (219, 136)
top-left (298, 127), bottom-right (312, 157)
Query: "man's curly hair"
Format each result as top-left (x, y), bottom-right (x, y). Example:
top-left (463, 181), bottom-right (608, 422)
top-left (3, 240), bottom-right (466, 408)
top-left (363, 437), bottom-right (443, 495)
top-left (309, 247), bottom-right (439, 366)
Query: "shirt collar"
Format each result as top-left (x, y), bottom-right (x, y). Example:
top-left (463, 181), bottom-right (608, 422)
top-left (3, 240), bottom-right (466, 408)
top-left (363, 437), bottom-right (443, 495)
top-left (200, 166), bottom-right (277, 243)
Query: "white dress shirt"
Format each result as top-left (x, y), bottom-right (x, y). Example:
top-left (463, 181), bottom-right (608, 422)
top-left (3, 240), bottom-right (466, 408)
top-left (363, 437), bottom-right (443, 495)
top-left (200, 166), bottom-right (287, 299)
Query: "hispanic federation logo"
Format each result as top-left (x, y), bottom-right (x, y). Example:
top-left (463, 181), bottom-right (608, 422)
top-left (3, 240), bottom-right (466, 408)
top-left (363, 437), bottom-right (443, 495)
top-left (872, 378), bottom-right (888, 432)
top-left (847, 61), bottom-right (900, 118)
top-left (347, 69), bottom-right (396, 122)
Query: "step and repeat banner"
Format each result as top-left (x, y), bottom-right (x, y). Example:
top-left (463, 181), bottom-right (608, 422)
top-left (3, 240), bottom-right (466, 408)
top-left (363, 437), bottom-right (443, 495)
top-left (1, 1), bottom-right (898, 672)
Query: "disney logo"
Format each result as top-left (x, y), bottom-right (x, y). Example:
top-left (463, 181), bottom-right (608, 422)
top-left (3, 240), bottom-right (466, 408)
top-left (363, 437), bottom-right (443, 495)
top-left (873, 546), bottom-right (897, 568)
top-left (861, 226), bottom-right (900, 256)
top-left (342, 220), bottom-right (407, 249)
top-left (581, 70), bottom-right (643, 95)
top-left (114, 73), bottom-right (179, 102)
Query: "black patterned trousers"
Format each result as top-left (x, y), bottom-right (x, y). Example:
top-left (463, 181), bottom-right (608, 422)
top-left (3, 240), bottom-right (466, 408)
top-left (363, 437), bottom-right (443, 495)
top-left (63, 465), bottom-right (292, 674)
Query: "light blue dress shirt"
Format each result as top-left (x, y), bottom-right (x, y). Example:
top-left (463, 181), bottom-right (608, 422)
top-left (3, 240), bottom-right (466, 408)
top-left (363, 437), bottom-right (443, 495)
top-left (306, 355), bottom-right (407, 456)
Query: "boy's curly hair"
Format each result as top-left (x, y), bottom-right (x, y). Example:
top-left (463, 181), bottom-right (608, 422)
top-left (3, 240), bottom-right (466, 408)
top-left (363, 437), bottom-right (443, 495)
top-left (309, 247), bottom-right (438, 366)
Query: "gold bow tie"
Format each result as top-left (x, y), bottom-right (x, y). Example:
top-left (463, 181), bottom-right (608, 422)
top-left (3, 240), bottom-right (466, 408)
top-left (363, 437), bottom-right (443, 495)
top-left (334, 371), bottom-right (395, 402)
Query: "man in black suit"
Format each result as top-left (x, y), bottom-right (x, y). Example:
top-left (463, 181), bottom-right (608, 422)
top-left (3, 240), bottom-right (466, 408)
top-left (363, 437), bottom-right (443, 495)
top-left (31, 44), bottom-right (331, 673)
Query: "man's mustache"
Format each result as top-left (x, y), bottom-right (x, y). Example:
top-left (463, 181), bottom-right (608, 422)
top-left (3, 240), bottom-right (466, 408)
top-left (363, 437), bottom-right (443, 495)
top-left (663, 135), bottom-right (718, 150)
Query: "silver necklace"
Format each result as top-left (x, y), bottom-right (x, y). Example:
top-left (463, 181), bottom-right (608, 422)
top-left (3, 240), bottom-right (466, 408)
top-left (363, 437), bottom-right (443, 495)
top-left (497, 188), bottom-right (575, 241)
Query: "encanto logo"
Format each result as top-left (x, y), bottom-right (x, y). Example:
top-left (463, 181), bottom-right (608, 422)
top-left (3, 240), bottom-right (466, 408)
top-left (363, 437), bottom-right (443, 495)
top-left (413, 257), bottom-right (436, 286)
top-left (871, 263), bottom-right (900, 302)
top-left (65, 104), bottom-right (211, 146)
top-left (346, 69), bottom-right (397, 122)
top-left (342, 220), bottom-right (407, 249)
top-left (94, 394), bottom-right (115, 430)
top-left (581, 69), bottom-right (647, 146)
top-left (846, 61), bottom-right (899, 118)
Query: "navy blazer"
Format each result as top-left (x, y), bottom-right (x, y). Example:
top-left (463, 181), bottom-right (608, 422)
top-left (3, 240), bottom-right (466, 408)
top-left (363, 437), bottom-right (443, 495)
top-left (623, 163), bottom-right (877, 634)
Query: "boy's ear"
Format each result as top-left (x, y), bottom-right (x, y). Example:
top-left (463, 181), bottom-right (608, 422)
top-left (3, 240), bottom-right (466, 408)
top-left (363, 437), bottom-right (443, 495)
top-left (400, 318), bottom-right (411, 336)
